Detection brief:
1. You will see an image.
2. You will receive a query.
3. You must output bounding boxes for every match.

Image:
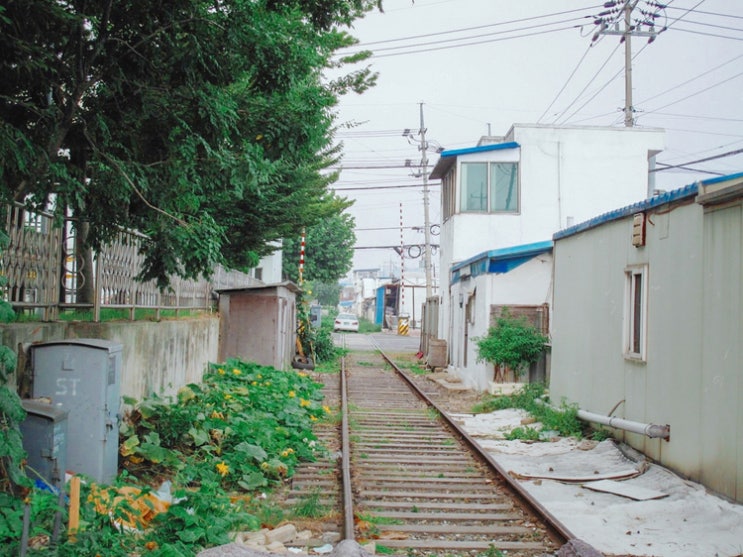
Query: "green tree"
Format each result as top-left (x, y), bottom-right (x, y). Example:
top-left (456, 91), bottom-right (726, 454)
top-left (0, 0), bottom-right (377, 287)
top-left (312, 281), bottom-right (343, 307)
top-left (282, 210), bottom-right (356, 284)
top-left (0, 226), bottom-right (28, 496)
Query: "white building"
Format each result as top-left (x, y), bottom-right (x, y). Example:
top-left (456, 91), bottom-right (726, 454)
top-left (429, 124), bottom-right (665, 390)
top-left (550, 172), bottom-right (743, 504)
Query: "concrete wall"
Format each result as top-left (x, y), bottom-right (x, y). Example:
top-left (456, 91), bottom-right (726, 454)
top-left (550, 186), bottom-right (743, 503)
top-left (2, 315), bottom-right (220, 401)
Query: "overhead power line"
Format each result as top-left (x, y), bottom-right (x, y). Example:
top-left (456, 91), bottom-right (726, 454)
top-left (333, 183), bottom-right (440, 191)
top-left (350, 4), bottom-right (602, 48)
top-left (651, 148), bottom-right (743, 173)
top-left (355, 24), bottom-right (580, 59)
top-left (670, 27), bottom-right (743, 41)
top-left (336, 5), bottom-right (604, 59)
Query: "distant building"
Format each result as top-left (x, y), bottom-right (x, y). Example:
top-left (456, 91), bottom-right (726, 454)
top-left (429, 124), bottom-right (665, 390)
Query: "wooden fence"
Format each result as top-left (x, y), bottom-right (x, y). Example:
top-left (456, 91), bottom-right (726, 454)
top-left (2, 204), bottom-right (257, 322)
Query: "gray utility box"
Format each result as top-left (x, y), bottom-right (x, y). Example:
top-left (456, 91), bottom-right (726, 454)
top-left (30, 339), bottom-right (123, 484)
top-left (20, 399), bottom-right (69, 488)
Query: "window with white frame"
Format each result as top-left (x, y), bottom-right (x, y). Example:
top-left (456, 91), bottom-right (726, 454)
top-left (624, 265), bottom-right (647, 360)
top-left (460, 161), bottom-right (519, 213)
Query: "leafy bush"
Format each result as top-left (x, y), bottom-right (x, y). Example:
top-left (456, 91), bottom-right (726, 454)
top-left (120, 359), bottom-right (330, 491)
top-left (475, 309), bottom-right (548, 378)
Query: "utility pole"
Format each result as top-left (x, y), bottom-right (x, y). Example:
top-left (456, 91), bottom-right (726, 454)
top-left (623, 2), bottom-right (634, 127)
top-left (403, 104), bottom-right (442, 300)
top-left (593, 1), bottom-right (665, 127)
top-left (419, 103), bottom-right (433, 300)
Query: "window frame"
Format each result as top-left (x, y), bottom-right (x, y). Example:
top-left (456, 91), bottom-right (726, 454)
top-left (624, 265), bottom-right (648, 361)
top-left (459, 161), bottom-right (520, 215)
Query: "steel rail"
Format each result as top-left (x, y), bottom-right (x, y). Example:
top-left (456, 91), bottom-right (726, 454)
top-left (371, 338), bottom-right (574, 546)
top-left (339, 335), bottom-right (355, 541)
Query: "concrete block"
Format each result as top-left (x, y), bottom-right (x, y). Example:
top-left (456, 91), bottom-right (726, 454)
top-left (265, 524), bottom-right (297, 544)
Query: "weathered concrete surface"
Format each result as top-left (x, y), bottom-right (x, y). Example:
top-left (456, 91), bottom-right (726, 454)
top-left (2, 316), bottom-right (219, 400)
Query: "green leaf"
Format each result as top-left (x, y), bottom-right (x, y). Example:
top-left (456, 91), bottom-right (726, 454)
top-left (233, 442), bottom-right (267, 462)
top-left (177, 527), bottom-right (206, 543)
top-left (188, 427), bottom-right (210, 447)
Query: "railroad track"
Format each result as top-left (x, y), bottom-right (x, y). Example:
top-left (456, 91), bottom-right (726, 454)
top-left (284, 336), bottom-right (572, 556)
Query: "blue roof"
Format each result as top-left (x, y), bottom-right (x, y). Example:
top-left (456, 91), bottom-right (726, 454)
top-left (440, 141), bottom-right (520, 158)
top-left (553, 171), bottom-right (743, 241)
top-left (430, 141), bottom-right (520, 180)
top-left (451, 240), bottom-right (553, 284)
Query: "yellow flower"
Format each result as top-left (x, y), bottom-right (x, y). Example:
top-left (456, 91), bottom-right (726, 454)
top-left (310, 415), bottom-right (318, 422)
top-left (288, 390), bottom-right (296, 398)
top-left (251, 381), bottom-right (258, 386)
top-left (211, 410), bottom-right (224, 419)
top-left (224, 394), bottom-right (232, 400)
top-left (281, 450), bottom-right (289, 458)
top-left (297, 372), bottom-right (308, 378)
top-left (217, 368), bottom-right (225, 375)
top-left (216, 462), bottom-right (229, 477)
top-left (260, 462), bottom-right (270, 470)
top-left (300, 399), bottom-right (311, 408)
top-left (257, 374), bottom-right (262, 379)
top-left (323, 405), bottom-right (331, 414)
top-left (232, 368), bottom-right (241, 375)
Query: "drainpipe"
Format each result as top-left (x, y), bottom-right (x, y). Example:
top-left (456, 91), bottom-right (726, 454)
top-left (535, 399), bottom-right (670, 440)
top-left (576, 409), bottom-right (670, 441)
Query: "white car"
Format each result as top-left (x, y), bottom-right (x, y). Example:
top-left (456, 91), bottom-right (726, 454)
top-left (334, 313), bottom-right (359, 332)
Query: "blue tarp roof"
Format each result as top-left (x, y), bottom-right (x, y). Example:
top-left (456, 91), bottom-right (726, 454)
top-left (451, 240), bottom-right (553, 284)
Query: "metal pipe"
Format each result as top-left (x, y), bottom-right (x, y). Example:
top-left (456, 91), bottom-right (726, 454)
top-left (577, 409), bottom-right (670, 440)
top-left (535, 399), bottom-right (670, 440)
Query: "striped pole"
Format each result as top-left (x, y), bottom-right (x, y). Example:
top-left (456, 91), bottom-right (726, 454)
top-left (299, 228), bottom-right (305, 286)
top-left (399, 203), bottom-right (404, 311)
top-left (398, 204), bottom-right (408, 335)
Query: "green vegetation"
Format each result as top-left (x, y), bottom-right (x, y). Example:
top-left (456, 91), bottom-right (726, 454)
top-left (471, 383), bottom-right (586, 440)
top-left (291, 489), bottom-right (329, 519)
top-left (0, 228), bottom-right (33, 546)
top-left (9, 308), bottom-right (210, 323)
top-left (475, 309), bottom-right (548, 378)
top-left (297, 298), bottom-right (342, 365)
top-left (283, 214), bottom-right (356, 285)
top-left (358, 317), bottom-right (382, 334)
top-left (0, 357), bottom-right (336, 555)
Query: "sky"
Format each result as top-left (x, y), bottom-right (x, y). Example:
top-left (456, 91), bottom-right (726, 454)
top-left (327, 0), bottom-right (743, 274)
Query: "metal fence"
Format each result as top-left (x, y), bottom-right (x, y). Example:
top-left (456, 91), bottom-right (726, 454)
top-left (2, 203), bottom-right (257, 322)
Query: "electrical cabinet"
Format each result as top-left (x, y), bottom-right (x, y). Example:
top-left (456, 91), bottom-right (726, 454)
top-left (30, 339), bottom-right (123, 484)
top-left (20, 399), bottom-right (68, 488)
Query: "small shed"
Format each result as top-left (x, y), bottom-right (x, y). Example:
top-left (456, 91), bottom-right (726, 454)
top-left (217, 281), bottom-right (301, 370)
